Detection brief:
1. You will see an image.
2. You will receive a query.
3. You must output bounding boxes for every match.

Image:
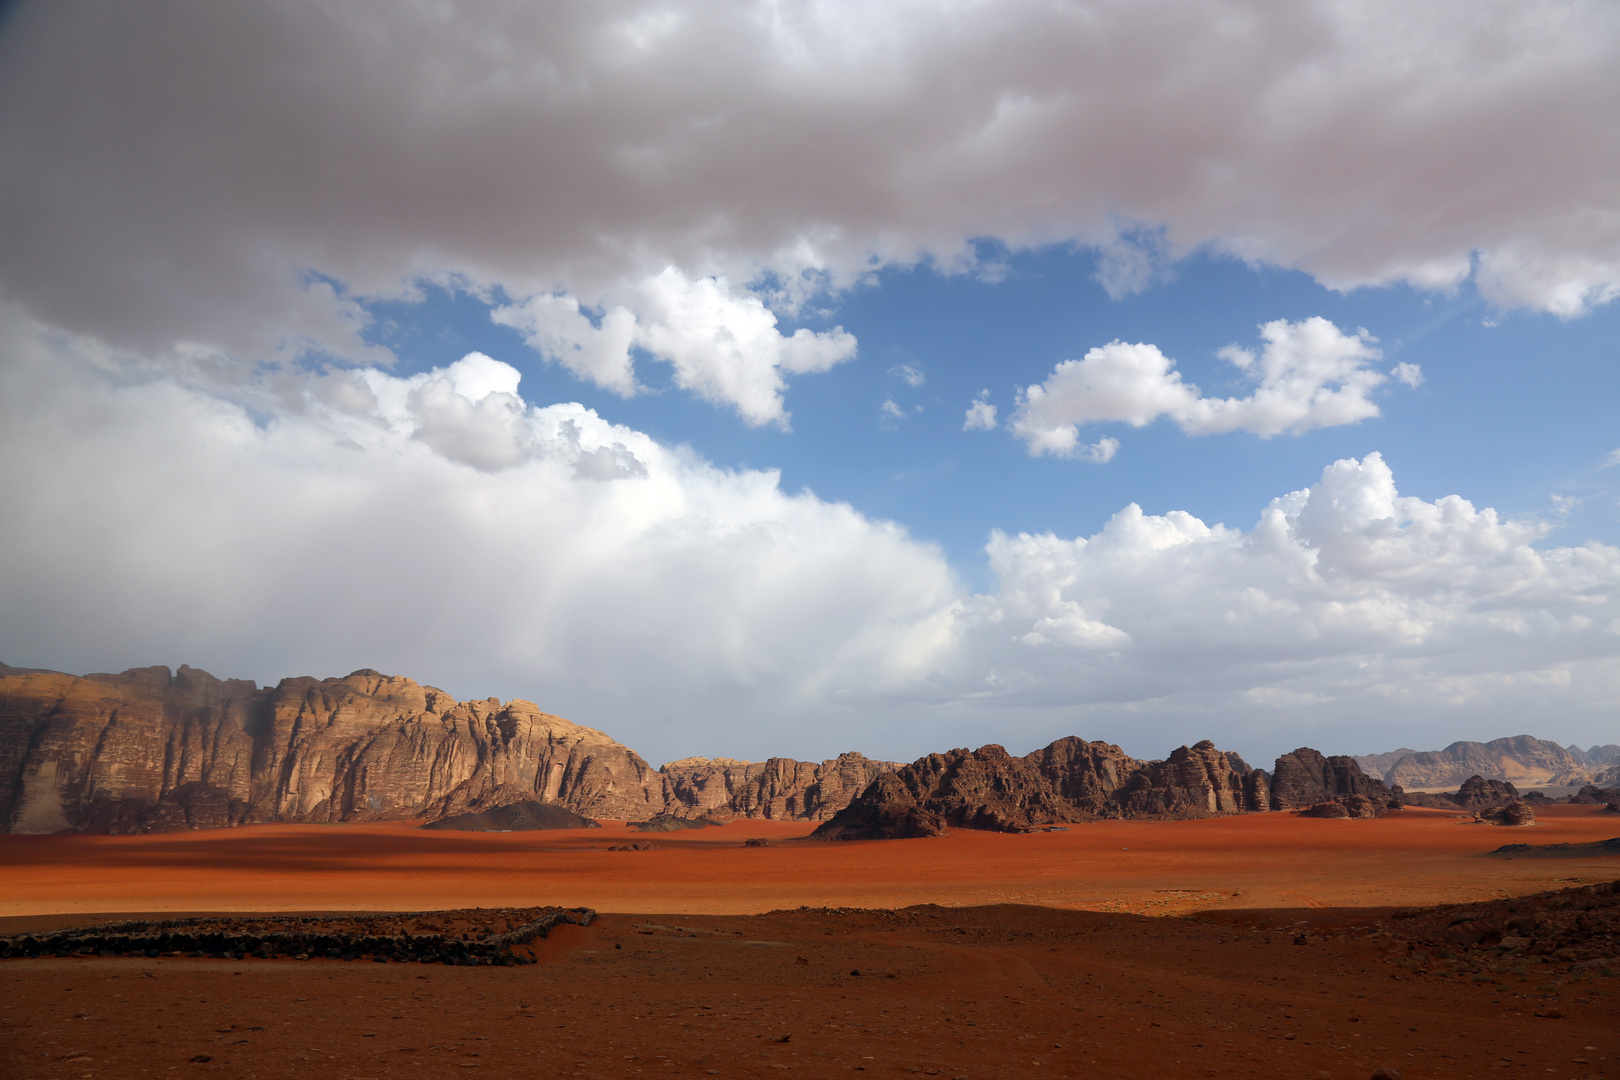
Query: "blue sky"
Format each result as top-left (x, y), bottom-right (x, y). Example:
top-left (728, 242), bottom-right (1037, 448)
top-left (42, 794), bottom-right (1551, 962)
top-left (3, 2), bottom-right (1619, 767)
top-left (364, 248), bottom-right (1620, 590)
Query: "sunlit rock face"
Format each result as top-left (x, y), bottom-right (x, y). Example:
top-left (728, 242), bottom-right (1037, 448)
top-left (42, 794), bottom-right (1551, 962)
top-left (0, 663), bottom-right (886, 833)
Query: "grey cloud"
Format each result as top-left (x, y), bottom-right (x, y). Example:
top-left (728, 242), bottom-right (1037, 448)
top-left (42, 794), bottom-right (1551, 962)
top-left (0, 0), bottom-right (1616, 382)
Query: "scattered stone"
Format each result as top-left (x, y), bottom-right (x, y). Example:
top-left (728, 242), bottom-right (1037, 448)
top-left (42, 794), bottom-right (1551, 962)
top-left (1370, 1067), bottom-right (1403, 1080)
top-left (0, 906), bottom-right (594, 965)
top-left (608, 841), bottom-right (663, 852)
top-left (743, 838), bottom-right (771, 847)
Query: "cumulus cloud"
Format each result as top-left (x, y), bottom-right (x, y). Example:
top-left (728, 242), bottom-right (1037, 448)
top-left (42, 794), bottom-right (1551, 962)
top-left (0, 307), bottom-right (959, 760)
top-left (4, 306), bottom-right (1620, 759)
top-left (0, 0), bottom-right (1614, 400)
top-left (889, 364), bottom-right (925, 388)
top-left (960, 451), bottom-right (1620, 753)
top-left (963, 390), bottom-right (997, 431)
top-left (495, 268), bottom-right (855, 427)
top-left (1011, 317), bottom-right (1394, 456)
top-left (485, 271), bottom-right (864, 431)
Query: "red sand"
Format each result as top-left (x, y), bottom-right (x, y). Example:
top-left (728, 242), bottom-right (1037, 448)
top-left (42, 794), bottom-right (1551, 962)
top-left (2, 805), bottom-right (1617, 919)
top-left (3, 807), bottom-right (1617, 1080)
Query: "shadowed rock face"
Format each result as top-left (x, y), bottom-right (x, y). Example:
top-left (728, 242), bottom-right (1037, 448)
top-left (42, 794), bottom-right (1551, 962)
top-left (812, 737), bottom-right (1276, 840)
top-left (1452, 775), bottom-right (1521, 810)
top-left (0, 664), bottom-right (892, 834)
top-left (659, 752), bottom-right (900, 821)
top-left (1269, 748), bottom-right (1392, 811)
top-left (1113, 740), bottom-right (1255, 817)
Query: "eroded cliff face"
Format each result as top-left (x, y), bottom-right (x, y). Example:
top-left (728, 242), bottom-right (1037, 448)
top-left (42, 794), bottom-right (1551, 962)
top-left (0, 664), bottom-right (886, 833)
top-left (659, 752), bottom-right (899, 821)
top-left (1268, 747), bottom-right (1392, 811)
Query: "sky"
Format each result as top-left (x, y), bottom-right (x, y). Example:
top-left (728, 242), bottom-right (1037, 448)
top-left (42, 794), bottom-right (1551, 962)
top-left (2, 1), bottom-right (1619, 769)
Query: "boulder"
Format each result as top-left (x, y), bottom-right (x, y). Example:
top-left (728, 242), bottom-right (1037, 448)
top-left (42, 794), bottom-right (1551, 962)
top-left (1299, 801), bottom-right (1351, 819)
top-left (1480, 801), bottom-right (1536, 826)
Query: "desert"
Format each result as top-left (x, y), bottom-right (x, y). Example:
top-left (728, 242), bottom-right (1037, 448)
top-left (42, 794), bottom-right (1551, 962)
top-left (4, 805), bottom-right (1619, 1079)
top-left (4, 663), bottom-right (1620, 1078)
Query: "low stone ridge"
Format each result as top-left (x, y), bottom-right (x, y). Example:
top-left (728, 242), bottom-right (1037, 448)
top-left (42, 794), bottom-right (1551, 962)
top-left (0, 663), bottom-right (896, 834)
top-left (1569, 785), bottom-right (1620, 807)
top-left (0, 906), bottom-right (594, 965)
top-left (1490, 837), bottom-right (1620, 859)
top-left (632, 813), bottom-right (723, 832)
top-left (421, 801), bottom-right (600, 832)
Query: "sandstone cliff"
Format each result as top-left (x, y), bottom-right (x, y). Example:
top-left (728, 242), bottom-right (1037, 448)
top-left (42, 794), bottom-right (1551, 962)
top-left (659, 752), bottom-right (899, 821)
top-left (0, 664), bottom-right (891, 834)
top-left (1268, 747), bottom-right (1392, 811)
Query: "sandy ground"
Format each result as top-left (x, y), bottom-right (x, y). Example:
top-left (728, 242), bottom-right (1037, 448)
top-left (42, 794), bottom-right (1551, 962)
top-left (2, 806), bottom-right (1617, 920)
top-left (2, 805), bottom-right (1617, 1080)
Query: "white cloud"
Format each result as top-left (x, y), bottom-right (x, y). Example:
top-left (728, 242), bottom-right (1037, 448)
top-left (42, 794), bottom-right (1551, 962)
top-left (4, 308), bottom-right (1620, 760)
top-left (963, 390), bottom-right (997, 431)
top-left (1011, 317), bottom-right (1394, 456)
top-left (0, 0), bottom-right (1614, 396)
top-left (493, 268), bottom-right (856, 428)
top-left (960, 451), bottom-right (1620, 752)
top-left (881, 397), bottom-right (906, 421)
top-left (1392, 362), bottom-right (1425, 388)
top-left (889, 364), bottom-right (925, 388)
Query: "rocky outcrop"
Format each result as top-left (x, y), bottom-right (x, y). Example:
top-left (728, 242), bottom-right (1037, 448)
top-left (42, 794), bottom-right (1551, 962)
top-left (0, 664), bottom-right (886, 834)
top-left (1481, 801), bottom-right (1536, 826)
top-left (1269, 748), bottom-right (1392, 811)
top-left (812, 737), bottom-right (1270, 840)
top-left (1568, 785), bottom-right (1620, 807)
top-left (422, 801), bottom-right (600, 832)
top-left (1297, 793), bottom-right (1386, 819)
top-left (1112, 741), bottom-right (1256, 817)
top-left (1452, 775), bottom-right (1520, 810)
top-left (806, 773), bottom-right (946, 840)
top-left (659, 752), bottom-right (899, 821)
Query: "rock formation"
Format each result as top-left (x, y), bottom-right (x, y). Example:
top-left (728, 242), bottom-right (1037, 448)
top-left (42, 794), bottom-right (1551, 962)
top-left (1112, 741), bottom-right (1261, 817)
top-left (1358, 735), bottom-right (1620, 790)
top-left (422, 802), bottom-right (600, 832)
top-left (1451, 775), bottom-right (1521, 810)
top-left (811, 737), bottom-right (1275, 840)
top-left (659, 752), bottom-right (900, 821)
top-left (804, 773), bottom-right (945, 841)
top-left (1480, 801), bottom-right (1536, 826)
top-left (0, 664), bottom-right (892, 834)
top-left (1268, 748), bottom-right (1393, 811)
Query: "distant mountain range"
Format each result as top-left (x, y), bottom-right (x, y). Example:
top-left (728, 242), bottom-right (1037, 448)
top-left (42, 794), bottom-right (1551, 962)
top-left (1353, 736), bottom-right (1620, 791)
top-left (2, 661), bottom-right (1612, 836)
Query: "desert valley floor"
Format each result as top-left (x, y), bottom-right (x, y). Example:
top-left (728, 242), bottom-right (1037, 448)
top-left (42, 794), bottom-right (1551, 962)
top-left (2, 806), bottom-right (1617, 1079)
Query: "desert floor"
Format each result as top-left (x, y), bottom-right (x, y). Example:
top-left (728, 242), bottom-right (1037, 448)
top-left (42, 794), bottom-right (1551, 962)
top-left (2, 806), bottom-right (1617, 1079)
